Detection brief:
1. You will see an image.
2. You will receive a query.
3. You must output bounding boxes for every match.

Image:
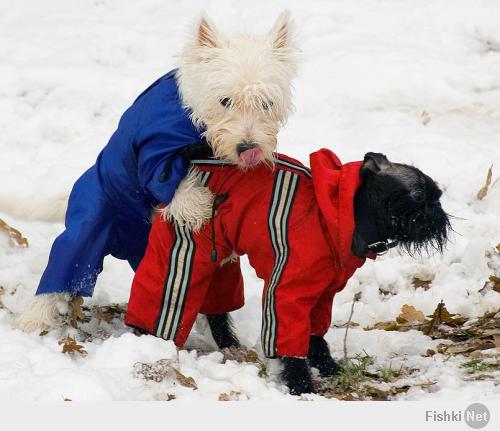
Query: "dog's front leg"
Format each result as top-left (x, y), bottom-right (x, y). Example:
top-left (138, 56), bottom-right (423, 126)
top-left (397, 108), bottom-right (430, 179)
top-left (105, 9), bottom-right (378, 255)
top-left (308, 335), bottom-right (343, 377)
top-left (15, 292), bottom-right (71, 332)
top-left (280, 357), bottom-right (314, 395)
top-left (158, 168), bottom-right (214, 232)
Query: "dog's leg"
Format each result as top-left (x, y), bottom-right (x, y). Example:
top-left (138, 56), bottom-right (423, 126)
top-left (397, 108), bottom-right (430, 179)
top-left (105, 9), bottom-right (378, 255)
top-left (206, 313), bottom-right (240, 349)
top-left (307, 335), bottom-right (343, 377)
top-left (15, 292), bottom-right (70, 333)
top-left (158, 168), bottom-right (214, 232)
top-left (281, 357), bottom-right (314, 395)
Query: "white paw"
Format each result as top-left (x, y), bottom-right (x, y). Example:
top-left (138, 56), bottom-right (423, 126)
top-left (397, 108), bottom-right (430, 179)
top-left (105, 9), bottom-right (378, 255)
top-left (159, 168), bottom-right (214, 232)
top-left (15, 293), bottom-right (70, 333)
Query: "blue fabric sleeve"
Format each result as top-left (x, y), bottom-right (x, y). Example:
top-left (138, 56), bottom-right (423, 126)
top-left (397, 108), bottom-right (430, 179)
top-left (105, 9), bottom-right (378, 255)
top-left (134, 78), bottom-right (201, 204)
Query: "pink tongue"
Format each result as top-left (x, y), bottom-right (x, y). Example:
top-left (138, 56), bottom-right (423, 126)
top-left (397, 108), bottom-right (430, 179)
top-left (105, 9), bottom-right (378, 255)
top-left (239, 147), bottom-right (263, 166)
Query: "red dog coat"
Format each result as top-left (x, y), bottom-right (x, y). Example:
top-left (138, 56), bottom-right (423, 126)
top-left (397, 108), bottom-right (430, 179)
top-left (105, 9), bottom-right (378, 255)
top-left (125, 149), bottom-right (370, 358)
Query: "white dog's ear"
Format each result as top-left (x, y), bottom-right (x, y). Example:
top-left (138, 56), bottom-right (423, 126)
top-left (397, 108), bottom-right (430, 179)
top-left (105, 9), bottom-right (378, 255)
top-left (269, 10), bottom-right (294, 50)
top-left (197, 15), bottom-right (220, 48)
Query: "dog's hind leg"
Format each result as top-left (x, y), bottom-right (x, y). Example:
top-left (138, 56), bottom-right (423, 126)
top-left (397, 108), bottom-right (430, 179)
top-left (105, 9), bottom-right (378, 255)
top-left (206, 313), bottom-right (240, 349)
top-left (281, 357), bottom-right (314, 395)
top-left (307, 335), bottom-right (343, 377)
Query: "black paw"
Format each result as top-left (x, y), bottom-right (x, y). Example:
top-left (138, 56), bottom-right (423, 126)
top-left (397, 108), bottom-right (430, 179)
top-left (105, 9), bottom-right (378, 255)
top-left (206, 313), bottom-right (240, 349)
top-left (308, 335), bottom-right (343, 377)
top-left (281, 357), bottom-right (315, 395)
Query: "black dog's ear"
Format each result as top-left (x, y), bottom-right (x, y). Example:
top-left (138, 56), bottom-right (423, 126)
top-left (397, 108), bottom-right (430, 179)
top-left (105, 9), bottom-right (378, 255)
top-left (360, 152), bottom-right (391, 177)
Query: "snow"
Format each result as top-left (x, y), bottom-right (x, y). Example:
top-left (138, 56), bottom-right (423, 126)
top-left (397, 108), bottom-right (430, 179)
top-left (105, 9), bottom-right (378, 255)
top-left (1, 0), bottom-right (500, 401)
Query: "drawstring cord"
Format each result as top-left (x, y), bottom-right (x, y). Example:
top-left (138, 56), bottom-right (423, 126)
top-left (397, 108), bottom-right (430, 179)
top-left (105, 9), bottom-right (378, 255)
top-left (210, 193), bottom-right (229, 262)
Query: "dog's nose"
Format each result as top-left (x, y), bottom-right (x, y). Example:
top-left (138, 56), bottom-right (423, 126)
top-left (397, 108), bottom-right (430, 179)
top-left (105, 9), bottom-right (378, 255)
top-left (237, 142), bottom-right (257, 155)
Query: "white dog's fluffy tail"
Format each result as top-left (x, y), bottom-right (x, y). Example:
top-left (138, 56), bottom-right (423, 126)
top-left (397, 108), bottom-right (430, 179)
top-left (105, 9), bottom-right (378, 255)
top-left (0, 193), bottom-right (68, 222)
top-left (15, 293), bottom-right (70, 333)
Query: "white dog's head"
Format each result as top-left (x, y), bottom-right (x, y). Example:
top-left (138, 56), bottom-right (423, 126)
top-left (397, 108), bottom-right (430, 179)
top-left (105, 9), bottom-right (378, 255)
top-left (177, 12), bottom-right (298, 167)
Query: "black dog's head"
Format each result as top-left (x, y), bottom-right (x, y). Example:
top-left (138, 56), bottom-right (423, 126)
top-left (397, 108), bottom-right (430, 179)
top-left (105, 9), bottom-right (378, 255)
top-left (352, 152), bottom-right (451, 257)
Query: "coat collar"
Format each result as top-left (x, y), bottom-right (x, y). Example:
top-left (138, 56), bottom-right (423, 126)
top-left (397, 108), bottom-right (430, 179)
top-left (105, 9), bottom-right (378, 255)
top-left (310, 149), bottom-right (375, 279)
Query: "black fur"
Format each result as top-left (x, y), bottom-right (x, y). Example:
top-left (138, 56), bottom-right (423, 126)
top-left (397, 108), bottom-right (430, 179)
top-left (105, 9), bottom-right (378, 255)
top-left (281, 357), bottom-right (314, 395)
top-left (308, 335), bottom-right (343, 377)
top-left (353, 152), bottom-right (451, 258)
top-left (206, 313), bottom-right (240, 348)
top-left (206, 152), bottom-right (451, 395)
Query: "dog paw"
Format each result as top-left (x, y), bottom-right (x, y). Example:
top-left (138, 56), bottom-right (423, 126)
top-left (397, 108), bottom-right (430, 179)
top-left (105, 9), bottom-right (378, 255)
top-left (312, 357), bottom-right (343, 378)
top-left (159, 169), bottom-right (214, 232)
top-left (15, 293), bottom-right (70, 333)
top-left (281, 357), bottom-right (315, 395)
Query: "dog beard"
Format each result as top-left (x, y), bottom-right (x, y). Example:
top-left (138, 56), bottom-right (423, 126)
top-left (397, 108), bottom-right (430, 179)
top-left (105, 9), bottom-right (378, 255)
top-left (387, 193), bottom-right (451, 256)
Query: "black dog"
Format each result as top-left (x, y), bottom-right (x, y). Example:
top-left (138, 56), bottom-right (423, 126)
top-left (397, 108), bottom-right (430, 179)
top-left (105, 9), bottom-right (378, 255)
top-left (205, 152), bottom-right (451, 395)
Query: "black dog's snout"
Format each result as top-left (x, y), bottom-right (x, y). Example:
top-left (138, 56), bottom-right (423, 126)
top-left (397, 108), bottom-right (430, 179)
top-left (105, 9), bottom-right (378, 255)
top-left (237, 142), bottom-right (257, 155)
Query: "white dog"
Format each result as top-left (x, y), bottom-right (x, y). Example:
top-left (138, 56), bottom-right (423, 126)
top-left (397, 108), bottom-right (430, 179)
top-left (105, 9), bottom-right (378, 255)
top-left (16, 12), bottom-right (298, 332)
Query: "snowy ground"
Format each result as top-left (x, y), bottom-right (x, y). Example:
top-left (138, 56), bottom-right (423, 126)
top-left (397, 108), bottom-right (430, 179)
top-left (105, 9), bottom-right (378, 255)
top-left (1, 0), bottom-right (500, 401)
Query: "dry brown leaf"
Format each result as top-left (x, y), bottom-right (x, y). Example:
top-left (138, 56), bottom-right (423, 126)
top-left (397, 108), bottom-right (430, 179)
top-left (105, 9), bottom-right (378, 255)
top-left (396, 305), bottom-right (426, 324)
top-left (424, 301), bottom-right (457, 335)
top-left (91, 303), bottom-right (127, 322)
top-left (218, 391), bottom-right (241, 401)
top-left (71, 297), bottom-right (85, 320)
top-left (171, 367), bottom-right (198, 390)
top-left (0, 218), bottom-right (29, 247)
top-left (477, 165), bottom-right (493, 200)
top-left (58, 336), bottom-right (87, 356)
top-left (68, 297), bottom-right (85, 328)
top-left (222, 346), bottom-right (258, 363)
top-left (489, 275), bottom-right (500, 293)
top-left (365, 321), bottom-right (399, 331)
top-left (412, 277), bottom-right (432, 290)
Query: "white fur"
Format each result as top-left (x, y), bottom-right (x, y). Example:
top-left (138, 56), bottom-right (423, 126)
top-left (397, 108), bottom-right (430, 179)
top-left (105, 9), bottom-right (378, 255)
top-left (15, 293), bottom-right (70, 333)
top-left (15, 12), bottom-right (298, 332)
top-left (158, 168), bottom-right (214, 232)
top-left (177, 11), bottom-right (298, 166)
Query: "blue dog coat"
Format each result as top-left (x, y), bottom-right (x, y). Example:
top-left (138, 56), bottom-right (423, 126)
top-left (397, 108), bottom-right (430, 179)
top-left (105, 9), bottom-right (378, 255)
top-left (36, 69), bottom-right (202, 297)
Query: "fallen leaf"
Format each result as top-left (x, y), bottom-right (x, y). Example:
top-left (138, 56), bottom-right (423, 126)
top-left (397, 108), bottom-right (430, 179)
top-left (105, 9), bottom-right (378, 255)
top-left (412, 277), bottom-right (432, 290)
top-left (396, 305), bottom-right (426, 324)
top-left (365, 321), bottom-right (399, 331)
top-left (58, 336), bottom-right (87, 356)
top-left (0, 218), bottom-right (29, 247)
top-left (222, 346), bottom-right (258, 363)
top-left (477, 165), bottom-right (493, 200)
top-left (424, 301), bottom-right (457, 335)
top-left (171, 367), bottom-right (198, 390)
top-left (489, 275), bottom-right (500, 293)
top-left (218, 391), bottom-right (241, 401)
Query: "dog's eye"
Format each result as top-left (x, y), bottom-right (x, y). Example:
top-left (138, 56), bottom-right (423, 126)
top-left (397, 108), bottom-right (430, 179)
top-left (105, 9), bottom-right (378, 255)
top-left (411, 190), bottom-right (426, 203)
top-left (220, 97), bottom-right (232, 108)
top-left (262, 100), bottom-right (273, 110)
